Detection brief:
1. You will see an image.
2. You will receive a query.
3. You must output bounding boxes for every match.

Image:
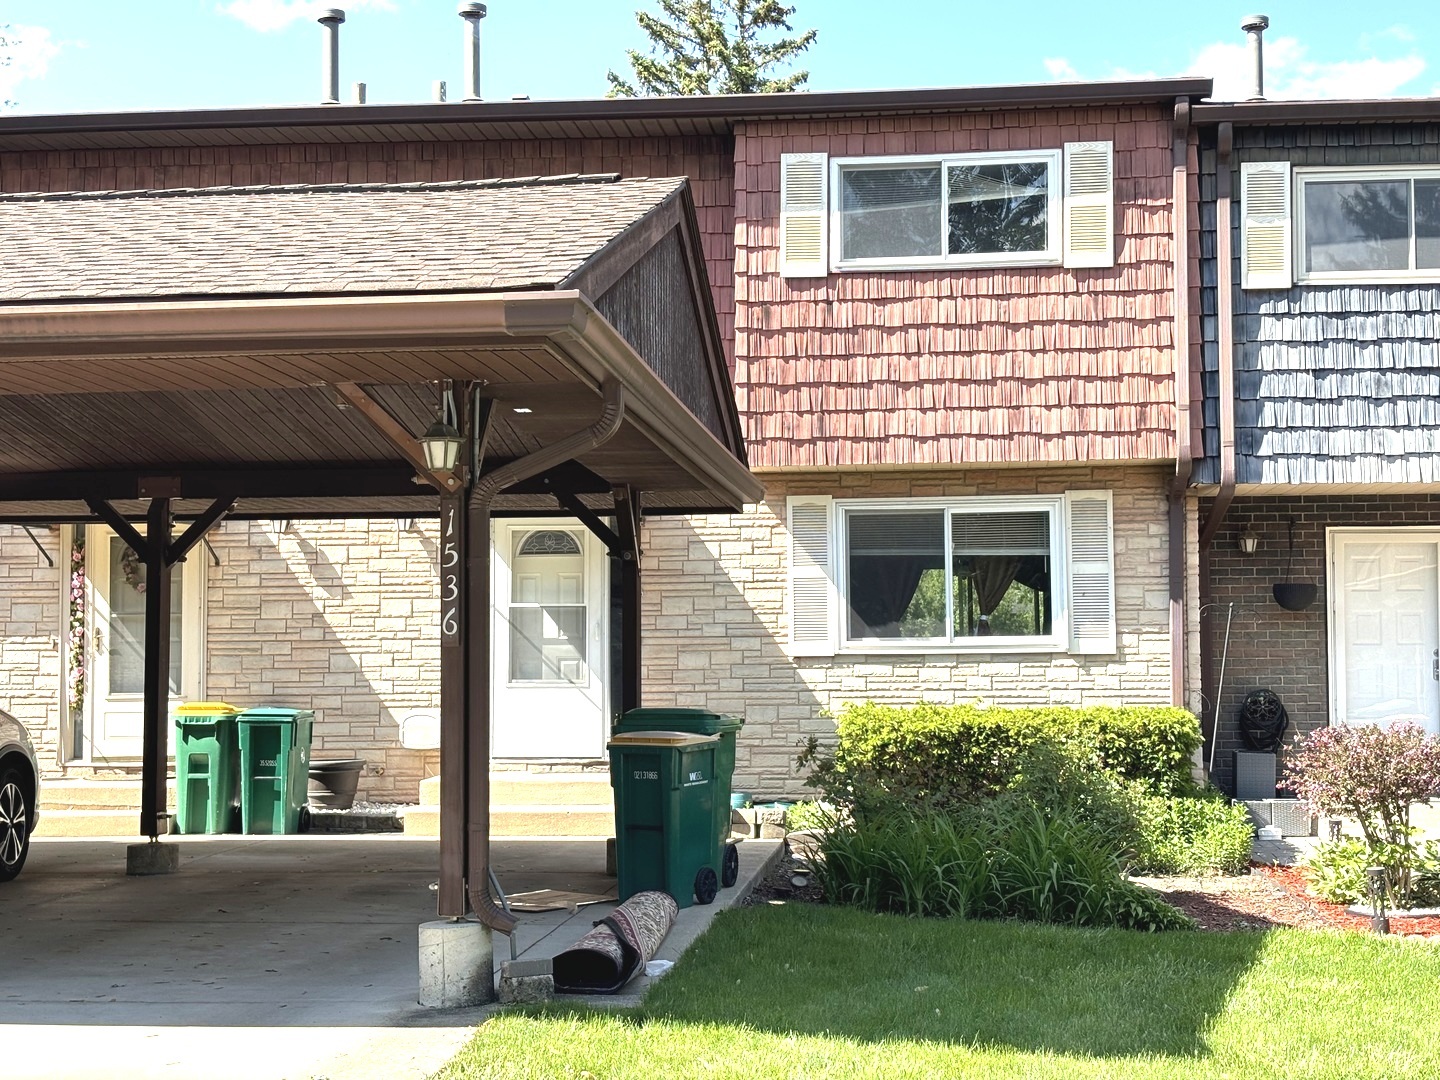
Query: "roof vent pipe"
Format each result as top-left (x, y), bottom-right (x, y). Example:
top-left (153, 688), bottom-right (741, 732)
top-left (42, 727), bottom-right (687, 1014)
top-left (1241, 14), bottom-right (1269, 101)
top-left (318, 8), bottom-right (345, 105)
top-left (459, 2), bottom-right (487, 103)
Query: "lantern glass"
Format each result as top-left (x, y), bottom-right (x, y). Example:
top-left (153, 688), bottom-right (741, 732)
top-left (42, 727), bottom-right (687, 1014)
top-left (421, 421), bottom-right (462, 472)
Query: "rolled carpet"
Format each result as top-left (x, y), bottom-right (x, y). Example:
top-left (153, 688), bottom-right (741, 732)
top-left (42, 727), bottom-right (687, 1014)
top-left (553, 890), bottom-right (679, 994)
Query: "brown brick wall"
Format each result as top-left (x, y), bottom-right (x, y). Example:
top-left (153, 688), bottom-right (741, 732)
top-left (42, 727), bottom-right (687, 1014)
top-left (1203, 494), bottom-right (1440, 793)
top-left (733, 106), bottom-right (1178, 469)
top-left (0, 136), bottom-right (737, 361)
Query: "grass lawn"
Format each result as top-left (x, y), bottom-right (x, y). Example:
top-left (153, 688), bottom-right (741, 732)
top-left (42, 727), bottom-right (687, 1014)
top-left (434, 903), bottom-right (1440, 1079)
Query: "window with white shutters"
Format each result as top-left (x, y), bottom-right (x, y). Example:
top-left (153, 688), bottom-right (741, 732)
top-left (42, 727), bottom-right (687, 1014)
top-left (782, 493), bottom-right (1117, 656)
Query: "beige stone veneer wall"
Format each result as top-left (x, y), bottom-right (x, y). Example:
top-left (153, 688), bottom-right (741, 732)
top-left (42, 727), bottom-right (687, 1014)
top-left (0, 526), bottom-right (65, 769)
top-left (638, 466), bottom-right (1175, 798)
top-left (203, 520), bottom-right (442, 802)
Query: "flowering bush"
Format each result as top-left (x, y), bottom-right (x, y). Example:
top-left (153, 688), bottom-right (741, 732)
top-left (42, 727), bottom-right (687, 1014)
top-left (1286, 723), bottom-right (1440, 907)
top-left (67, 537), bottom-right (86, 721)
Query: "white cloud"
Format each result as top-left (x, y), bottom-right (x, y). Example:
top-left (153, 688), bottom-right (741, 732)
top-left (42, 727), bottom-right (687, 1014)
top-left (1045, 26), bottom-right (1425, 102)
top-left (1188, 33), bottom-right (1425, 101)
top-left (0, 24), bottom-right (61, 108)
top-left (218, 0), bottom-right (396, 34)
top-left (1043, 57), bottom-right (1080, 81)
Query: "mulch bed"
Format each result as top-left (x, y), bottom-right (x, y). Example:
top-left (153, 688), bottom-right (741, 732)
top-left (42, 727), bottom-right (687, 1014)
top-left (747, 843), bottom-right (1440, 938)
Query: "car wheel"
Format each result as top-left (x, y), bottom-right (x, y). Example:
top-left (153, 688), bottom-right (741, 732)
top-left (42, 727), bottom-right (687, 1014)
top-left (0, 765), bottom-right (33, 882)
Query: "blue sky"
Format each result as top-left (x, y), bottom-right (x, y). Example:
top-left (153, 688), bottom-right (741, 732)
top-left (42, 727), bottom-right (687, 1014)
top-left (3, 1), bottom-right (1440, 115)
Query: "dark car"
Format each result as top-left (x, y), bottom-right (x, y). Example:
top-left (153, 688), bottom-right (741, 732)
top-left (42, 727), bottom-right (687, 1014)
top-left (0, 709), bottom-right (37, 882)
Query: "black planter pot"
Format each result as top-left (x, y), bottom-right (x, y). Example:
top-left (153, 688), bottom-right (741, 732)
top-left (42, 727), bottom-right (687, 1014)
top-left (308, 758), bottom-right (367, 809)
top-left (1272, 582), bottom-right (1318, 612)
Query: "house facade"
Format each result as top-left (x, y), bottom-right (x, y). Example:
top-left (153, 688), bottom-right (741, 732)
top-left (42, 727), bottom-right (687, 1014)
top-left (1192, 100), bottom-right (1440, 793)
top-left (0, 78), bottom-right (1210, 805)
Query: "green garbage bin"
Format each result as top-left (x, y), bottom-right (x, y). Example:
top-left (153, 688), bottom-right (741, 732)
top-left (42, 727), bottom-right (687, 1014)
top-left (236, 707), bottom-right (315, 835)
top-left (616, 707), bottom-right (744, 886)
top-left (609, 730), bottom-right (722, 908)
top-left (173, 702), bottom-right (241, 835)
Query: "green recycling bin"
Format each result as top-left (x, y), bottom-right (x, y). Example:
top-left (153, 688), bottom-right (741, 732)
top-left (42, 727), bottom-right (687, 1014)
top-left (173, 702), bottom-right (241, 835)
top-left (236, 707), bottom-right (315, 835)
top-left (609, 730), bottom-right (722, 908)
top-left (616, 707), bottom-right (744, 886)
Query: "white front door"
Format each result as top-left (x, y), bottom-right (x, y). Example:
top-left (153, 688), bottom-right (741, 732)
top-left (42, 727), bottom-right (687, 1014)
top-left (1330, 531), bottom-right (1440, 734)
top-left (492, 520), bottom-right (609, 759)
top-left (85, 526), bottom-right (205, 762)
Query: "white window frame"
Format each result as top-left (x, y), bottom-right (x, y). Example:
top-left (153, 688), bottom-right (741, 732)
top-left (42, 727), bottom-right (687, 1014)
top-left (830, 149), bottom-right (1064, 272)
top-left (1295, 165), bottom-right (1440, 285)
top-left (834, 495), bottom-right (1070, 654)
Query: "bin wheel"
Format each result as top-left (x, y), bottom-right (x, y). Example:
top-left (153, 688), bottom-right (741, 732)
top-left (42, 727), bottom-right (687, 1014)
top-left (298, 806), bottom-right (312, 833)
top-left (694, 866), bottom-right (719, 905)
top-left (721, 842), bottom-right (739, 888)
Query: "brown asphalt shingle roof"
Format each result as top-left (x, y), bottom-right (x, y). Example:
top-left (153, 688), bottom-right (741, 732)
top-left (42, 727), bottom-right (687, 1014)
top-left (0, 174), bottom-right (685, 302)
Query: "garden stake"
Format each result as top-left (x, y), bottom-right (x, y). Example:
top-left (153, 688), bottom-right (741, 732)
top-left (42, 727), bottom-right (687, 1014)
top-left (1366, 867), bottom-right (1389, 935)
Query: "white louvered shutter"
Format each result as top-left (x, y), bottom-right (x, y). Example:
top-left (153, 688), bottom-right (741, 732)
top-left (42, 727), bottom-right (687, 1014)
top-left (1065, 490), bottom-right (1116, 655)
top-left (1240, 161), bottom-right (1293, 289)
top-left (786, 495), bottom-right (838, 655)
top-left (780, 153), bottom-right (829, 278)
top-left (1062, 141), bottom-right (1114, 268)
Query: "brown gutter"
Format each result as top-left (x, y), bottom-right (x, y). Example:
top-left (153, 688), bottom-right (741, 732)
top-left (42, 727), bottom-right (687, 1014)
top-left (462, 380), bottom-right (626, 932)
top-left (1198, 122), bottom-right (1237, 551)
top-left (1168, 98), bottom-right (1194, 709)
top-left (1194, 98), bottom-right (1440, 126)
top-left (0, 78), bottom-right (1214, 143)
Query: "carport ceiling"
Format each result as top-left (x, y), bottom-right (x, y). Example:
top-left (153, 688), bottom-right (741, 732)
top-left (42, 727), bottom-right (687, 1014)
top-left (0, 175), bottom-right (759, 520)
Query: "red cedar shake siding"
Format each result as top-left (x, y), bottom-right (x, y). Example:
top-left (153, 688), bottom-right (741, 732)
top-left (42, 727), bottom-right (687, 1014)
top-left (733, 107), bottom-right (1177, 470)
top-left (0, 137), bottom-right (737, 357)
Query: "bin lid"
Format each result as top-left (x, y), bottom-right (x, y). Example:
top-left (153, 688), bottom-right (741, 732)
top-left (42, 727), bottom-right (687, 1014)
top-left (608, 730), bottom-right (719, 748)
top-left (615, 707), bottom-right (743, 735)
top-left (174, 701), bottom-right (238, 717)
top-left (236, 706), bottom-right (316, 722)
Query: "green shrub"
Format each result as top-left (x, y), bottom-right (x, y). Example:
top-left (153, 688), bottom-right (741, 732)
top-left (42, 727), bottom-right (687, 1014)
top-left (799, 702), bottom-right (1203, 819)
top-left (1302, 838), bottom-right (1440, 907)
top-left (815, 803), bottom-right (1195, 933)
top-left (784, 800), bottom-right (836, 833)
top-left (1129, 790), bottom-right (1254, 876)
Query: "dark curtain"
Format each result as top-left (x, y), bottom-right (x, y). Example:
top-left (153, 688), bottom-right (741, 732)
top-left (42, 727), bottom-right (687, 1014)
top-left (849, 556), bottom-right (932, 636)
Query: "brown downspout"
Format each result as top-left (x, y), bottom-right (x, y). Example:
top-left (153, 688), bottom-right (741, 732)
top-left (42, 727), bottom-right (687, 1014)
top-left (463, 379), bottom-right (626, 931)
top-left (1169, 98), bottom-right (1195, 710)
top-left (1197, 121), bottom-right (1237, 767)
top-left (1198, 121), bottom-right (1237, 551)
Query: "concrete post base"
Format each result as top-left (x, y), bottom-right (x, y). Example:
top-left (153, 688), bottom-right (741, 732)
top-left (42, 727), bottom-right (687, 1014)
top-left (418, 919), bottom-right (494, 1008)
top-left (125, 841), bottom-right (180, 876)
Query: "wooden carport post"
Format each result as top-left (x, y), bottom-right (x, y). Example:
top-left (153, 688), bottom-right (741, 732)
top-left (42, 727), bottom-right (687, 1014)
top-left (86, 493), bottom-right (235, 874)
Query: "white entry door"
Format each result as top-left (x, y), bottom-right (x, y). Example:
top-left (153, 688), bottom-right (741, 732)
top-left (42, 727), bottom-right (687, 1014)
top-left (1330, 531), bottom-right (1440, 734)
top-left (85, 526), bottom-right (206, 762)
top-left (492, 521), bottom-right (609, 759)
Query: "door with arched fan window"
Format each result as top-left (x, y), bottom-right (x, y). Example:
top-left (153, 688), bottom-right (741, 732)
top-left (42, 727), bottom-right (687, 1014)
top-left (492, 520), bottom-right (609, 758)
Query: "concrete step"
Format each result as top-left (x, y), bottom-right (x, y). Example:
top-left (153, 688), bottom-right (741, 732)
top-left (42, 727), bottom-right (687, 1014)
top-left (400, 804), bottom-right (615, 839)
top-left (420, 772), bottom-right (613, 808)
top-left (41, 779), bottom-right (175, 811)
top-left (33, 808), bottom-right (145, 838)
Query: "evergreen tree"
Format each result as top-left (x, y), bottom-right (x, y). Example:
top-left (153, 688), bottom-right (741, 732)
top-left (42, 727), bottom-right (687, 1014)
top-left (607, 0), bottom-right (818, 97)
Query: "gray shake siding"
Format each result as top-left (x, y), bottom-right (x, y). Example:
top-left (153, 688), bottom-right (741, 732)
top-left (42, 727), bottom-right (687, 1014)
top-left (1196, 124), bottom-right (1440, 486)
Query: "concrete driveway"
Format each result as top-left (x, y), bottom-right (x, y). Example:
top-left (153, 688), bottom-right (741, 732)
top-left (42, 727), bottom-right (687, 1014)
top-left (0, 834), bottom-right (562, 1080)
top-left (0, 831), bottom-right (779, 1080)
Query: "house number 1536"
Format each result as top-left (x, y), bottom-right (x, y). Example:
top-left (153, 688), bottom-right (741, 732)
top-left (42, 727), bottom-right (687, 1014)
top-left (441, 499), bottom-right (460, 643)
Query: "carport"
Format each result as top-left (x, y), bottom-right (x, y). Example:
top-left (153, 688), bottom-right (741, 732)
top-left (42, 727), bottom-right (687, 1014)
top-left (0, 173), bottom-right (761, 1002)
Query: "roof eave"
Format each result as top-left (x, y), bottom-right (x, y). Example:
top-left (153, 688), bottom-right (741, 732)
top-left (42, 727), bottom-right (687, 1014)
top-left (0, 78), bottom-right (1214, 144)
top-left (1193, 98), bottom-right (1440, 125)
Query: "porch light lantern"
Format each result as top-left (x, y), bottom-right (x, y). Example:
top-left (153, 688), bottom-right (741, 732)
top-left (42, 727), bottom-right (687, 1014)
top-left (1238, 527), bottom-right (1259, 555)
top-left (420, 419), bottom-right (463, 473)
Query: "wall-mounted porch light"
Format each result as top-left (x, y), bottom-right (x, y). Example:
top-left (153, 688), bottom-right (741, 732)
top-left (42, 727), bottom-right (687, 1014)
top-left (268, 518), bottom-right (291, 535)
top-left (397, 517), bottom-right (416, 533)
top-left (1238, 526), bottom-right (1259, 555)
top-left (420, 419), bottom-right (463, 473)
